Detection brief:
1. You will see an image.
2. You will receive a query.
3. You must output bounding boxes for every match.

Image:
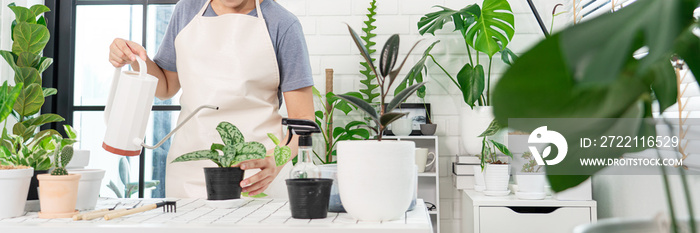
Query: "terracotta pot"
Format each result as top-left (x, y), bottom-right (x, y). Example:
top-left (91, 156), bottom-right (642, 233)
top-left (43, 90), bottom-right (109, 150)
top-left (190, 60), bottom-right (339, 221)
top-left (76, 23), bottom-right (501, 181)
top-left (37, 174), bottom-right (81, 218)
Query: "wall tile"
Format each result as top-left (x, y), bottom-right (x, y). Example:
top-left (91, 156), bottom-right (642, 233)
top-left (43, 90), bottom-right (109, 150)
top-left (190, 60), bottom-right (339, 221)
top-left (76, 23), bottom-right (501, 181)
top-left (277, 0), bottom-right (307, 16)
top-left (439, 198), bottom-right (453, 219)
top-left (352, 0), bottom-right (399, 15)
top-left (307, 0), bottom-right (352, 16)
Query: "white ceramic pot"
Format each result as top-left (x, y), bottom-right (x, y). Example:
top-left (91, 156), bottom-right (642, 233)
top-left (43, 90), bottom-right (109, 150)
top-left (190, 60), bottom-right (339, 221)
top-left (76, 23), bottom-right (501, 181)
top-left (66, 149), bottom-right (90, 169)
top-left (460, 106), bottom-right (494, 155)
top-left (472, 165), bottom-right (485, 191)
top-left (67, 169), bottom-right (105, 210)
top-left (392, 117), bottom-right (413, 136)
top-left (0, 167), bottom-right (33, 218)
top-left (484, 164), bottom-right (510, 191)
top-left (574, 218), bottom-right (700, 233)
top-left (555, 177), bottom-right (592, 200)
top-left (337, 140), bottom-right (415, 221)
top-left (516, 172), bottom-right (546, 193)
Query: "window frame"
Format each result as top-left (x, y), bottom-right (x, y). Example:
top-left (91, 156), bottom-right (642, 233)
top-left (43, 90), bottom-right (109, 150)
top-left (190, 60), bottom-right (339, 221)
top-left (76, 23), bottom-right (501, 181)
top-left (46, 0), bottom-right (180, 198)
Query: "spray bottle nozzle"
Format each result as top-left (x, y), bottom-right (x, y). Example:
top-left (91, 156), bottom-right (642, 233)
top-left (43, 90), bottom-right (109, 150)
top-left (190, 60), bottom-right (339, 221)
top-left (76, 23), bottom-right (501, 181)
top-left (282, 118), bottom-right (321, 146)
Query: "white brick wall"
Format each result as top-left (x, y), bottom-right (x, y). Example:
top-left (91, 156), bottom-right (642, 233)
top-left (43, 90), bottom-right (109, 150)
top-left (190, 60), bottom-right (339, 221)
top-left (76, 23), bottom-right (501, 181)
top-left (276, 0), bottom-right (545, 232)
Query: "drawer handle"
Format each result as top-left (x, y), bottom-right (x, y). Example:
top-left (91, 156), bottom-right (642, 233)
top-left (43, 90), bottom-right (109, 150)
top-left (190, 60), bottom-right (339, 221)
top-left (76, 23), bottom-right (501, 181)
top-left (506, 206), bottom-right (561, 214)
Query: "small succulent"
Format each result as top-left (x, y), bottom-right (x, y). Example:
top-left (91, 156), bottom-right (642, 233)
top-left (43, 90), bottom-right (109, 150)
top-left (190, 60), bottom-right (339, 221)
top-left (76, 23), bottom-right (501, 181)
top-left (50, 145), bottom-right (73, 176)
top-left (171, 122), bottom-right (291, 167)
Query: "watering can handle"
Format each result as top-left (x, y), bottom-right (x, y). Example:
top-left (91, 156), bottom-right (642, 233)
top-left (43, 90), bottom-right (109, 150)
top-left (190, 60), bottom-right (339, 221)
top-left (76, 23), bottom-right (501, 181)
top-left (104, 57), bottom-right (148, 124)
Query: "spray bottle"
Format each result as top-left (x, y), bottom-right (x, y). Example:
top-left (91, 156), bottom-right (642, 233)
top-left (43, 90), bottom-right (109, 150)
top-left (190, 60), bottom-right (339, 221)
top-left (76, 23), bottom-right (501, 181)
top-left (282, 118), bottom-right (322, 179)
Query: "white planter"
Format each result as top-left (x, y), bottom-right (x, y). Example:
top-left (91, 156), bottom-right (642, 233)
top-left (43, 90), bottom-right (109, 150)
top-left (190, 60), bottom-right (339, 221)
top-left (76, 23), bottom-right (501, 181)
top-left (67, 169), bottom-right (106, 210)
top-left (460, 106), bottom-right (495, 155)
top-left (0, 167), bottom-right (33, 218)
top-left (574, 218), bottom-right (700, 233)
top-left (516, 173), bottom-right (546, 193)
top-left (555, 178), bottom-right (592, 201)
top-left (66, 149), bottom-right (90, 169)
top-left (391, 117), bottom-right (413, 136)
top-left (472, 165), bottom-right (485, 191)
top-left (337, 140), bottom-right (415, 221)
top-left (484, 164), bottom-right (510, 192)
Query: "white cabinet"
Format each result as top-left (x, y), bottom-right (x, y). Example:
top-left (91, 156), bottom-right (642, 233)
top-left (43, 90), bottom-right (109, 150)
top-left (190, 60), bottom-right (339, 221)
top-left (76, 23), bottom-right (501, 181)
top-left (384, 136), bottom-right (439, 233)
top-left (462, 189), bottom-right (597, 233)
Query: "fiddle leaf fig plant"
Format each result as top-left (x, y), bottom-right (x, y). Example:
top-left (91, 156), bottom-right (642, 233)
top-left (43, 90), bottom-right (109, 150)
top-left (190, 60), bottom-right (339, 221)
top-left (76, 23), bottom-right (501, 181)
top-left (338, 26), bottom-right (427, 140)
top-left (172, 122), bottom-right (290, 167)
top-left (0, 3), bottom-right (72, 171)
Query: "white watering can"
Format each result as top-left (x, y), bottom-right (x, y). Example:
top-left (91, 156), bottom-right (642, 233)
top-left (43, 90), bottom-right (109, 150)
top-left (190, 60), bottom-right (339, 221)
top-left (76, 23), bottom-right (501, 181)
top-left (103, 57), bottom-right (217, 156)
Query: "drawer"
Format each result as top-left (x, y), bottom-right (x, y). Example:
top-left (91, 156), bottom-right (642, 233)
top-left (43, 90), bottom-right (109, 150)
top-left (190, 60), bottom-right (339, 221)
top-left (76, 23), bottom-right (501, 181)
top-left (479, 206), bottom-right (591, 233)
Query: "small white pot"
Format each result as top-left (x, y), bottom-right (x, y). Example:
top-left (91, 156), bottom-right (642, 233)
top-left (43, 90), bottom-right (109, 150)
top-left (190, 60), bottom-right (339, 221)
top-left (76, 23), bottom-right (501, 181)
top-left (391, 117), bottom-right (413, 136)
top-left (338, 140), bottom-right (415, 221)
top-left (460, 106), bottom-right (494, 155)
top-left (0, 167), bottom-right (33, 218)
top-left (67, 169), bottom-right (106, 210)
top-left (66, 149), bottom-right (90, 169)
top-left (484, 164), bottom-right (510, 191)
top-left (516, 173), bottom-right (546, 193)
top-left (555, 177), bottom-right (592, 200)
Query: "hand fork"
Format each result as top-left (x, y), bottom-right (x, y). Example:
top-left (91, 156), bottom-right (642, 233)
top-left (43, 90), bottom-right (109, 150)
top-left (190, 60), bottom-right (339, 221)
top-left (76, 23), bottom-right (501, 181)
top-left (104, 201), bottom-right (177, 220)
top-left (81, 201), bottom-right (141, 220)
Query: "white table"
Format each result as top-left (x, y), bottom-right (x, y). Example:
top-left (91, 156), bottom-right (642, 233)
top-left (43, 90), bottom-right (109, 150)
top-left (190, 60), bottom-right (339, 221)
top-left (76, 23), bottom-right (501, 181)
top-left (1, 198), bottom-right (432, 233)
top-left (462, 190), bottom-right (597, 233)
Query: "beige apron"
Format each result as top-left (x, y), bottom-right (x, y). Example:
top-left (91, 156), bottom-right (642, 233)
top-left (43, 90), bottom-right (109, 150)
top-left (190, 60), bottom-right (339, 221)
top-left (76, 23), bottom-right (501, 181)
top-left (165, 0), bottom-right (291, 199)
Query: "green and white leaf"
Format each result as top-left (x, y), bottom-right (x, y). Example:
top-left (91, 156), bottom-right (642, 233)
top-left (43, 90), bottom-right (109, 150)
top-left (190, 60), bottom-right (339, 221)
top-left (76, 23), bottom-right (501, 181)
top-left (478, 119), bottom-right (502, 137)
top-left (233, 142), bottom-right (267, 162)
top-left (216, 121), bottom-right (244, 146)
top-left (171, 150), bottom-right (219, 164)
top-left (273, 145), bottom-right (291, 167)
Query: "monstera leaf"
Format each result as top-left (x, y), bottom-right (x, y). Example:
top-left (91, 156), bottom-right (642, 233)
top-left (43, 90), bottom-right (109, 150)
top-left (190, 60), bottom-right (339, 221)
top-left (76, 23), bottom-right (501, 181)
top-left (465, 0), bottom-right (515, 57)
top-left (492, 0), bottom-right (697, 192)
top-left (417, 5), bottom-right (479, 36)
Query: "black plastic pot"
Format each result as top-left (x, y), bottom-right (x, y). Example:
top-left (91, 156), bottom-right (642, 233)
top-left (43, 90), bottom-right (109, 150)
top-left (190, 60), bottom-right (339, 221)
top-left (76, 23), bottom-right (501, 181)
top-left (27, 170), bottom-right (48, 200)
top-left (203, 167), bottom-right (245, 200)
top-left (286, 178), bottom-right (333, 219)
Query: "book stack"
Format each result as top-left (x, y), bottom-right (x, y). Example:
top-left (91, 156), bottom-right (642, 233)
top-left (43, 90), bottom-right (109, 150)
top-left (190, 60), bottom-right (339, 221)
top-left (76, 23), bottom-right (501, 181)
top-left (452, 155), bottom-right (479, 190)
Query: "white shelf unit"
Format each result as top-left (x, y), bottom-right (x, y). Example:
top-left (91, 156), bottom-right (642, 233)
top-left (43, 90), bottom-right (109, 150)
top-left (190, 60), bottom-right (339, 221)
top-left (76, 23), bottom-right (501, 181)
top-left (383, 135), bottom-right (439, 233)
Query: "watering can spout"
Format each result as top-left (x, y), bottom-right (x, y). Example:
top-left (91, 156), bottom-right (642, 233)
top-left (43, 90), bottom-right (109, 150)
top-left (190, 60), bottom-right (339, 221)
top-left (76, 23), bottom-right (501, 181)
top-left (141, 105), bottom-right (219, 150)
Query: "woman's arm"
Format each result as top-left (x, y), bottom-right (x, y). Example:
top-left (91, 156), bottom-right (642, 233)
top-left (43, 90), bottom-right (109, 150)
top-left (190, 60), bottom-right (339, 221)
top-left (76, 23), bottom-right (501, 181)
top-left (237, 86), bottom-right (315, 196)
top-left (109, 38), bottom-right (181, 100)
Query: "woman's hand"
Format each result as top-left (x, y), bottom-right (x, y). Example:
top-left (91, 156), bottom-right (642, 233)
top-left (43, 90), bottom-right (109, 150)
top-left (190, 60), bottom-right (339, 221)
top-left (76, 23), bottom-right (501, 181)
top-left (109, 38), bottom-right (148, 68)
top-left (237, 156), bottom-right (280, 196)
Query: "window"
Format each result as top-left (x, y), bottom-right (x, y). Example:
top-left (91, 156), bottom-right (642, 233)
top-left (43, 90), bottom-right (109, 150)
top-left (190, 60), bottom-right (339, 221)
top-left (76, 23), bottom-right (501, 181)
top-left (48, 0), bottom-right (180, 198)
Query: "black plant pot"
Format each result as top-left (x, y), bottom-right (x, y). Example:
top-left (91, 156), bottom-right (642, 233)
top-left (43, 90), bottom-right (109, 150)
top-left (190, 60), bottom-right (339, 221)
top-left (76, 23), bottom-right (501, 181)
top-left (203, 167), bottom-right (245, 200)
top-left (27, 170), bottom-right (48, 200)
top-left (420, 124), bottom-right (437, 136)
top-left (286, 178), bottom-right (333, 219)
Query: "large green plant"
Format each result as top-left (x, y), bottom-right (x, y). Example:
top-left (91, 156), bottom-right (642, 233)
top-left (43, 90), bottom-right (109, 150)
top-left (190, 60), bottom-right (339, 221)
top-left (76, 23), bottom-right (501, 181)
top-left (171, 122), bottom-right (291, 167)
top-left (358, 0), bottom-right (379, 104)
top-left (312, 87), bottom-right (369, 164)
top-left (418, 0), bottom-right (517, 108)
top-left (0, 3), bottom-right (67, 171)
top-left (492, 1), bottom-right (699, 231)
top-left (338, 26), bottom-right (426, 140)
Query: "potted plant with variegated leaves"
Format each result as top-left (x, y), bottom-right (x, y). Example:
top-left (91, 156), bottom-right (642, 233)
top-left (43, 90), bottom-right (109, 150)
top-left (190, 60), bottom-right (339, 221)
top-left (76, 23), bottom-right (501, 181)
top-left (171, 121), bottom-right (290, 201)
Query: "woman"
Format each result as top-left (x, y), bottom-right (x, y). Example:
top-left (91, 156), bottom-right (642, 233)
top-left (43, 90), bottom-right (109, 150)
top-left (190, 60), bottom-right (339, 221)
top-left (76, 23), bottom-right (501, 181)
top-left (108, 0), bottom-right (314, 198)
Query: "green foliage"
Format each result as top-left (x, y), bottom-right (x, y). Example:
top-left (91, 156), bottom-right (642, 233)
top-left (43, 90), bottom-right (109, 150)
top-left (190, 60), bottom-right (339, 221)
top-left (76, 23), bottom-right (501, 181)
top-left (395, 40), bottom-right (440, 98)
top-left (520, 152), bottom-right (542, 173)
top-left (312, 87), bottom-right (369, 163)
top-left (268, 133), bottom-right (291, 167)
top-left (0, 3), bottom-right (76, 171)
top-left (106, 157), bottom-right (160, 198)
top-left (172, 122), bottom-right (287, 167)
top-left (50, 167), bottom-right (67, 175)
top-left (340, 26), bottom-right (426, 140)
top-left (418, 0), bottom-right (517, 108)
top-left (477, 119), bottom-right (512, 168)
top-left (491, 0), bottom-right (699, 192)
top-left (359, 0), bottom-right (380, 104)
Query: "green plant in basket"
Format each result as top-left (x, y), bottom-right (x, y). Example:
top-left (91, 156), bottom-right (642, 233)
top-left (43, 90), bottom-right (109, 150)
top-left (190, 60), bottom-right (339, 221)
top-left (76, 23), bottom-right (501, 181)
top-left (171, 121), bottom-right (291, 167)
top-left (337, 26), bottom-right (428, 140)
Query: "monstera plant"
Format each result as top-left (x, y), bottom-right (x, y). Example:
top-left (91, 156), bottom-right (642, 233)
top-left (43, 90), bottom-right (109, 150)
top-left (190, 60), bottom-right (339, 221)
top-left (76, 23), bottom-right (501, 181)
top-left (417, 0), bottom-right (517, 108)
top-left (492, 0), bottom-right (698, 232)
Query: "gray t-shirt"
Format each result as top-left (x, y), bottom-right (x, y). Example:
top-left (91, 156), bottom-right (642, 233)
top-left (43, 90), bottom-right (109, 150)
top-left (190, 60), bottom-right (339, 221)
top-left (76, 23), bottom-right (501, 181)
top-left (153, 0), bottom-right (314, 103)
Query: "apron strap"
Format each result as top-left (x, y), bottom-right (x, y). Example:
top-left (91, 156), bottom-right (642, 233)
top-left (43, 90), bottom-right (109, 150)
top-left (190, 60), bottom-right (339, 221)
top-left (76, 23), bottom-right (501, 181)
top-left (255, 0), bottom-right (263, 19)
